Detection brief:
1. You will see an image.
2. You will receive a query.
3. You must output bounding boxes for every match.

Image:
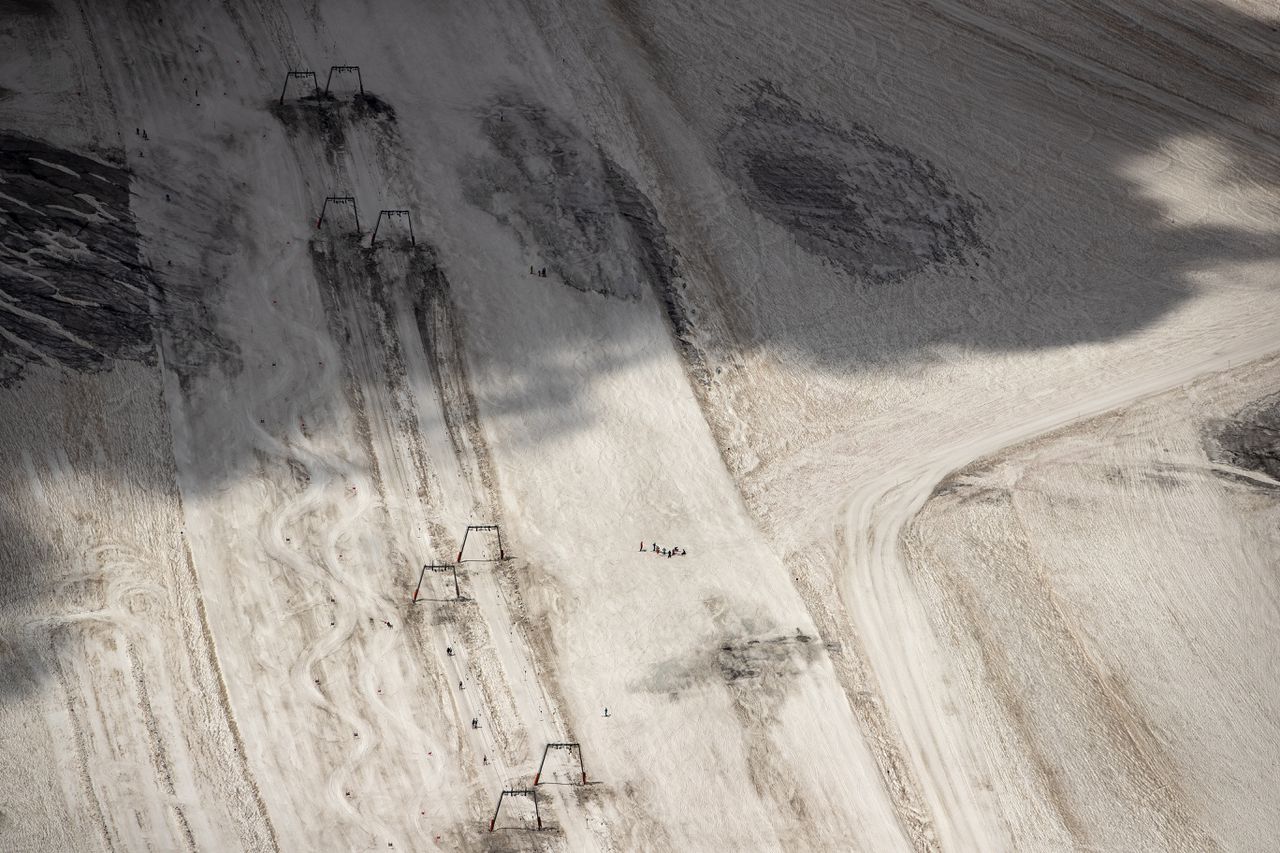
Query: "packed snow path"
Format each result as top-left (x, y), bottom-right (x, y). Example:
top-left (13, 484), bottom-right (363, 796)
top-left (841, 331), bottom-right (1280, 850)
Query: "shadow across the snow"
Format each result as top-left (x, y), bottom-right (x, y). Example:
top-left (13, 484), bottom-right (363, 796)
top-left (1, 0), bottom-right (1278, 756)
top-left (0, 135), bottom-right (154, 386)
top-left (720, 82), bottom-right (989, 284)
top-left (572, 0), bottom-right (1280, 371)
top-left (462, 98), bottom-right (677, 303)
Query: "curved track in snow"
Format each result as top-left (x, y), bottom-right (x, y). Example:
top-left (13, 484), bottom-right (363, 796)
top-left (839, 331), bottom-right (1280, 850)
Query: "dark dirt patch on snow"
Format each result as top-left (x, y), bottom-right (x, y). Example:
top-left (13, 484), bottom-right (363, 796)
top-left (638, 624), bottom-right (821, 700)
top-left (0, 134), bottom-right (154, 385)
top-left (462, 96), bottom-right (682, 302)
top-left (1203, 390), bottom-right (1280, 486)
top-left (268, 92), bottom-right (397, 152)
top-left (720, 81), bottom-right (987, 282)
top-left (715, 630), bottom-right (822, 685)
top-left (636, 610), bottom-right (825, 837)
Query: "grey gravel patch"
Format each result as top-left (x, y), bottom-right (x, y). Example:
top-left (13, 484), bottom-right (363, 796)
top-left (463, 97), bottom-right (679, 301)
top-left (0, 0), bottom-right (57, 18)
top-left (268, 92), bottom-right (397, 151)
top-left (1203, 390), bottom-right (1280, 485)
top-left (0, 134), bottom-right (154, 386)
top-left (720, 81), bottom-right (986, 281)
top-left (638, 626), bottom-right (821, 700)
top-left (716, 631), bottom-right (821, 684)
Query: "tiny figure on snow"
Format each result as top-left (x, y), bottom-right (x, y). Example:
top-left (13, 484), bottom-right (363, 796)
top-left (446, 646), bottom-right (453, 656)
top-left (603, 707), bottom-right (610, 717)
top-left (471, 718), bottom-right (478, 729)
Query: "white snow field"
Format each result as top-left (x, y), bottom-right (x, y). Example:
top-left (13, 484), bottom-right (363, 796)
top-left (0, 0), bottom-right (1278, 851)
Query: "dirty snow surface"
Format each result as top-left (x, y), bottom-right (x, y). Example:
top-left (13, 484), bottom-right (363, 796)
top-left (2, 0), bottom-right (1279, 850)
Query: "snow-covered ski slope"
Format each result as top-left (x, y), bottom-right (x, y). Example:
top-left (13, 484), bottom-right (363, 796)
top-left (0, 0), bottom-right (1277, 850)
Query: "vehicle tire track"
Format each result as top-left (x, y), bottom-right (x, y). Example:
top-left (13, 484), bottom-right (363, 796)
top-left (839, 334), bottom-right (1280, 850)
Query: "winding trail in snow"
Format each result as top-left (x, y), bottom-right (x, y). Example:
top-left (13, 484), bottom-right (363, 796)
top-left (841, 330), bottom-right (1280, 851)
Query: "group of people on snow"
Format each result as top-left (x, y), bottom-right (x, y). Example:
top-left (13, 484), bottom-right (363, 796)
top-left (642, 542), bottom-right (687, 558)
